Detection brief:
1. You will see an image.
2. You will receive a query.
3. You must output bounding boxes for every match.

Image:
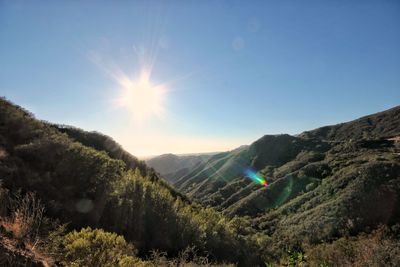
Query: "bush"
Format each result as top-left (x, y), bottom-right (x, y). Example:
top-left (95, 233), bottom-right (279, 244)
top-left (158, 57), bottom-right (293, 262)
top-left (62, 227), bottom-right (138, 267)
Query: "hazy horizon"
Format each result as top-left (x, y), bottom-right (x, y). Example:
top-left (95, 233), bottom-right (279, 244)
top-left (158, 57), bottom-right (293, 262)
top-left (1, 1), bottom-right (399, 156)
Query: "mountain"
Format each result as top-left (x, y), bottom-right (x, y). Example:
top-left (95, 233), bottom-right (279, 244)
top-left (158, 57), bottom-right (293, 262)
top-left (1, 97), bottom-right (399, 266)
top-left (173, 134), bottom-right (330, 208)
top-left (172, 106), bottom-right (400, 212)
top-left (299, 105), bottom-right (400, 141)
top-left (165, 105), bottom-right (400, 262)
top-left (146, 153), bottom-right (216, 184)
top-left (0, 97), bottom-right (261, 266)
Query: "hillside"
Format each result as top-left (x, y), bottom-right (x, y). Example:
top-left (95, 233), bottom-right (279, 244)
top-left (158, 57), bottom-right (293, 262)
top-left (299, 105), bottom-right (400, 141)
top-left (173, 134), bottom-right (330, 207)
top-left (1, 97), bottom-right (399, 266)
top-left (165, 105), bottom-right (400, 263)
top-left (171, 106), bottom-right (400, 212)
top-left (0, 97), bottom-right (261, 266)
top-left (146, 153), bottom-right (215, 184)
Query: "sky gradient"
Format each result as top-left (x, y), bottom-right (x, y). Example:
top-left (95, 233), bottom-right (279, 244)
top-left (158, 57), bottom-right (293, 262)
top-left (1, 0), bottom-right (399, 156)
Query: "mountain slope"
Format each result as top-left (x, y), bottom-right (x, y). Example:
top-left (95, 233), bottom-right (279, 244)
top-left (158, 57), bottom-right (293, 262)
top-left (163, 105), bottom-right (400, 262)
top-left (54, 125), bottom-right (149, 174)
top-left (173, 134), bottom-right (330, 207)
top-left (0, 97), bottom-right (261, 266)
top-left (169, 106), bottom-right (400, 221)
top-left (1, 97), bottom-right (399, 266)
top-left (52, 125), bottom-right (189, 201)
top-left (146, 153), bottom-right (215, 184)
top-left (299, 105), bottom-right (400, 141)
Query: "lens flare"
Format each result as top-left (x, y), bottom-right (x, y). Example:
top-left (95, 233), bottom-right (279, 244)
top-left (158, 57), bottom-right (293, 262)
top-left (244, 169), bottom-right (268, 187)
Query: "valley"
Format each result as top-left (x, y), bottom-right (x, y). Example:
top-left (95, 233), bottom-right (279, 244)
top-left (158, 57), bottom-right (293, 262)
top-left (1, 97), bottom-right (399, 266)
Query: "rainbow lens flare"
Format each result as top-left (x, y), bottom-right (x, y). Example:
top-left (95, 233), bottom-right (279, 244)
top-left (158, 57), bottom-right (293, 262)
top-left (244, 169), bottom-right (268, 187)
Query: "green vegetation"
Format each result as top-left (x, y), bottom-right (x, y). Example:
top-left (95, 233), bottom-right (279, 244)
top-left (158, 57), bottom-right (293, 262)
top-left (0, 97), bottom-right (260, 266)
top-left (1, 97), bottom-right (399, 266)
top-left (62, 227), bottom-right (138, 267)
top-left (150, 103), bottom-right (400, 265)
top-left (0, 189), bottom-right (234, 266)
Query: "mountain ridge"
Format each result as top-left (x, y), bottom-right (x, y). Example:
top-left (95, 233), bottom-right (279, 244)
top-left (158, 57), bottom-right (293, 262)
top-left (0, 97), bottom-right (261, 266)
top-left (163, 105), bottom-right (400, 220)
top-left (1, 97), bottom-right (399, 266)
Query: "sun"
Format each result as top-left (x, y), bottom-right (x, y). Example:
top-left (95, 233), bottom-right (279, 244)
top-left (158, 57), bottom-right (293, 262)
top-left (116, 69), bottom-right (166, 121)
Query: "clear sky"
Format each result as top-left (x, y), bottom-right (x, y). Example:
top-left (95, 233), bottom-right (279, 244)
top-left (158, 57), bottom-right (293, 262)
top-left (1, 1), bottom-right (399, 157)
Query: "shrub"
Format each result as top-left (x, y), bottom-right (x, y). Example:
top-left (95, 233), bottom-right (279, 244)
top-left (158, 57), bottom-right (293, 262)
top-left (62, 227), bottom-right (138, 267)
top-left (284, 251), bottom-right (306, 267)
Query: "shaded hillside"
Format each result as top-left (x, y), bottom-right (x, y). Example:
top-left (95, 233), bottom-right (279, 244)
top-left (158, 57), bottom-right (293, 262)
top-left (146, 153), bottom-right (215, 184)
top-left (54, 125), bottom-right (149, 175)
top-left (52, 125), bottom-right (188, 201)
top-left (0, 97), bottom-right (262, 266)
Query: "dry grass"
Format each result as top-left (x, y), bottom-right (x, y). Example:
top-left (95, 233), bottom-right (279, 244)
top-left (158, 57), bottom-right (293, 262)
top-left (7, 192), bottom-right (44, 241)
top-left (144, 247), bottom-right (235, 267)
top-left (0, 190), bottom-right (52, 267)
top-left (305, 226), bottom-right (400, 267)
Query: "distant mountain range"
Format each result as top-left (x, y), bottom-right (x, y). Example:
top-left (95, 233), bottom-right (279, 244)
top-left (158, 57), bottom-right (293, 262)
top-left (146, 152), bottom-right (217, 184)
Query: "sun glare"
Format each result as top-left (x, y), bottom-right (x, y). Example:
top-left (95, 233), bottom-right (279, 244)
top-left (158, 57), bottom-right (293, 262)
top-left (116, 69), bottom-right (166, 121)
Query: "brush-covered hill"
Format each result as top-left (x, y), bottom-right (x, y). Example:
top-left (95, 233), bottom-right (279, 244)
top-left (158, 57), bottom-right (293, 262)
top-left (0, 97), bottom-right (262, 266)
top-left (146, 153), bottom-right (216, 184)
top-left (172, 106), bottom-right (400, 213)
top-left (166, 106), bottom-right (400, 261)
top-left (299, 105), bottom-right (400, 141)
top-left (1, 97), bottom-right (399, 266)
top-left (173, 134), bottom-right (330, 207)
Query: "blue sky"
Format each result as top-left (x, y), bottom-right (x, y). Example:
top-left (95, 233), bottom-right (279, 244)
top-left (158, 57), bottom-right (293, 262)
top-left (1, 0), bottom-right (399, 156)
